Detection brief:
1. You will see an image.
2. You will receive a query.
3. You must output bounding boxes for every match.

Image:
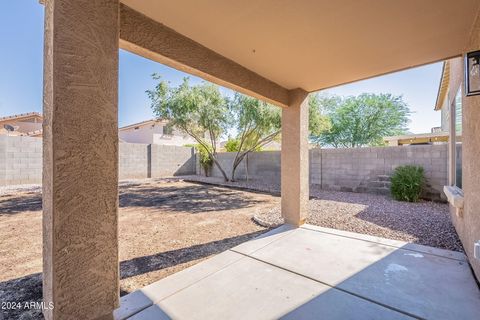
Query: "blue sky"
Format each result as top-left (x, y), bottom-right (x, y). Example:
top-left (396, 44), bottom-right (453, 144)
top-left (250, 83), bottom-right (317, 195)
top-left (1, 1), bottom-right (442, 133)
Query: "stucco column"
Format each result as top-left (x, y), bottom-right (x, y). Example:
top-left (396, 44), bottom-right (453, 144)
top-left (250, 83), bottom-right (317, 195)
top-left (42, 1), bottom-right (119, 319)
top-left (281, 89), bottom-right (309, 226)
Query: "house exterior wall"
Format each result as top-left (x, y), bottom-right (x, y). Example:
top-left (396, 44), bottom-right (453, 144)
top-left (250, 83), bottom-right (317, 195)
top-left (119, 122), bottom-right (197, 146)
top-left (449, 14), bottom-right (480, 279)
top-left (7, 121), bottom-right (43, 133)
top-left (119, 123), bottom-right (162, 144)
top-left (201, 145), bottom-right (448, 200)
top-left (0, 114), bottom-right (43, 135)
top-left (440, 98), bottom-right (450, 132)
top-left (152, 132), bottom-right (197, 146)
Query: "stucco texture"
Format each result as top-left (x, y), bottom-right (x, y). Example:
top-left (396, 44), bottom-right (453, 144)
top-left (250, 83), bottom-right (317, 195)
top-left (42, 0), bottom-right (120, 319)
top-left (457, 10), bottom-right (480, 280)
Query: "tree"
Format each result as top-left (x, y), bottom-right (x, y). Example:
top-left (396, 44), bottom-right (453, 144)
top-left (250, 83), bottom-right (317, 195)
top-left (226, 93), bottom-right (331, 181)
top-left (147, 75), bottom-right (231, 181)
top-left (314, 93), bottom-right (410, 148)
top-left (308, 93), bottom-right (332, 137)
top-left (227, 93), bottom-right (281, 181)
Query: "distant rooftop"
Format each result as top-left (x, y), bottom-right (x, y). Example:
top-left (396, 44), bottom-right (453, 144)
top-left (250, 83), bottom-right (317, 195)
top-left (0, 112), bottom-right (42, 122)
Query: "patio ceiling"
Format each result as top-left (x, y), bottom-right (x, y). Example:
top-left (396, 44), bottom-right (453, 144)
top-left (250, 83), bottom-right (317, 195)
top-left (121, 0), bottom-right (480, 92)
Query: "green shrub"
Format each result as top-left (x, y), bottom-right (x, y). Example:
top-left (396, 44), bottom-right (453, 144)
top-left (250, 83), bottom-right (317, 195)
top-left (390, 165), bottom-right (425, 202)
top-left (185, 143), bottom-right (214, 176)
top-left (224, 138), bottom-right (240, 152)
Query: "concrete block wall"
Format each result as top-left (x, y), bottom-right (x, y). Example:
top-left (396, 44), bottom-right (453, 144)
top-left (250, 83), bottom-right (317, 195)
top-left (204, 145), bottom-right (449, 200)
top-left (0, 137), bottom-right (196, 185)
top-left (317, 145), bottom-right (448, 199)
top-left (151, 144), bottom-right (196, 178)
top-left (0, 136), bottom-right (42, 185)
top-left (118, 142), bottom-right (196, 179)
top-left (119, 142), bottom-right (150, 180)
top-left (198, 151), bottom-right (281, 181)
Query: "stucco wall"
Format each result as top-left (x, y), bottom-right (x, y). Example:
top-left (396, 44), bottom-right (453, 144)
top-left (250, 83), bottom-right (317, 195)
top-left (119, 123), bottom-right (162, 144)
top-left (450, 13), bottom-right (480, 280)
top-left (119, 123), bottom-right (198, 146)
top-left (201, 145), bottom-right (448, 200)
top-left (0, 136), bottom-right (196, 185)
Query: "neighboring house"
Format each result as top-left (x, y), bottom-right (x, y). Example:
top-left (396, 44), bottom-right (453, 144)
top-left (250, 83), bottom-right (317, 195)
top-left (384, 132), bottom-right (448, 146)
top-left (119, 119), bottom-right (199, 146)
top-left (219, 139), bottom-right (281, 151)
top-left (0, 112), bottom-right (43, 137)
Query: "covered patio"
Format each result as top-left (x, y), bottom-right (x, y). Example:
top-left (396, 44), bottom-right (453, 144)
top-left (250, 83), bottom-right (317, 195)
top-left (115, 225), bottom-right (480, 320)
top-left (40, 0), bottom-right (480, 319)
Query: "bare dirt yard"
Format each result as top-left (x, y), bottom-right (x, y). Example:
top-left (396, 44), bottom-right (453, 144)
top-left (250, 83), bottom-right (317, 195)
top-left (0, 178), bottom-right (462, 319)
top-left (0, 180), bottom-right (276, 320)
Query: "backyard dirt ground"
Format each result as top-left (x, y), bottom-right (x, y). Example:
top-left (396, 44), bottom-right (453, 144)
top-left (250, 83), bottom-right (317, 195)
top-left (0, 180), bottom-right (275, 320)
top-left (0, 178), bottom-right (462, 319)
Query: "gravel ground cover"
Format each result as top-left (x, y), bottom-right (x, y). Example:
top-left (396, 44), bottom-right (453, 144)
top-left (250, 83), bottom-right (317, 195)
top-left (185, 175), bottom-right (463, 252)
top-left (0, 179), bottom-right (275, 320)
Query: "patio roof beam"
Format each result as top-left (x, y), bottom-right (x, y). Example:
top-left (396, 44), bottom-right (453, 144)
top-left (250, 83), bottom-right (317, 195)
top-left (119, 4), bottom-right (290, 108)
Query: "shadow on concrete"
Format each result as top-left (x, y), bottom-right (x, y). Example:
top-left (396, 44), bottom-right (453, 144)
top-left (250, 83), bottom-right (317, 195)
top-left (116, 227), bottom-right (480, 320)
top-left (119, 183), bottom-right (266, 213)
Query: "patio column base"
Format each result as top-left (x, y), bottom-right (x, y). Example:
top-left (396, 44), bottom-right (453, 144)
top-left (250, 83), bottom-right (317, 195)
top-left (42, 0), bottom-right (119, 319)
top-left (281, 89), bottom-right (309, 226)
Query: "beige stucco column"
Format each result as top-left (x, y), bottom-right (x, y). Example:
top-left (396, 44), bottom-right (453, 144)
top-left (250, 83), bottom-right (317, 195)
top-left (281, 89), bottom-right (309, 226)
top-left (43, 0), bottom-right (119, 319)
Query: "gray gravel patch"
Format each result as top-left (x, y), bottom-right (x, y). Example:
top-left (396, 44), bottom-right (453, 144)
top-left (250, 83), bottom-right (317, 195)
top-left (185, 175), bottom-right (463, 252)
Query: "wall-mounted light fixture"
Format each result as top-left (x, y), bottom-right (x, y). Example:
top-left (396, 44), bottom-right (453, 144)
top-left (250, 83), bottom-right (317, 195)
top-left (465, 50), bottom-right (480, 96)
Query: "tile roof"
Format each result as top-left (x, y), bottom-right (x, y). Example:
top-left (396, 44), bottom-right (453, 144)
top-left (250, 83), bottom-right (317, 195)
top-left (0, 112), bottom-right (42, 122)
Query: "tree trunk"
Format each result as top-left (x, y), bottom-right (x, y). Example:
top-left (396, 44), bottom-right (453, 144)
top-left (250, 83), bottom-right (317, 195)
top-left (212, 156), bottom-right (230, 181)
top-left (245, 153), bottom-right (249, 181)
top-left (230, 153), bottom-right (245, 182)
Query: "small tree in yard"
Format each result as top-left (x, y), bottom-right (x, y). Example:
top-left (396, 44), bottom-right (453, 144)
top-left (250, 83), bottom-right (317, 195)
top-left (185, 143), bottom-right (213, 176)
top-left (228, 93), bottom-right (281, 181)
top-left (147, 75), bottom-right (231, 181)
top-left (227, 92), bottom-right (330, 181)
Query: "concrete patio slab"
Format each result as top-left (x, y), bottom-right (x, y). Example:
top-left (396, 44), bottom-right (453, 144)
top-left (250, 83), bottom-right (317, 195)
top-left (116, 225), bottom-right (480, 320)
top-left (301, 224), bottom-right (467, 261)
top-left (114, 250), bottom-right (244, 319)
top-left (246, 226), bottom-right (480, 320)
